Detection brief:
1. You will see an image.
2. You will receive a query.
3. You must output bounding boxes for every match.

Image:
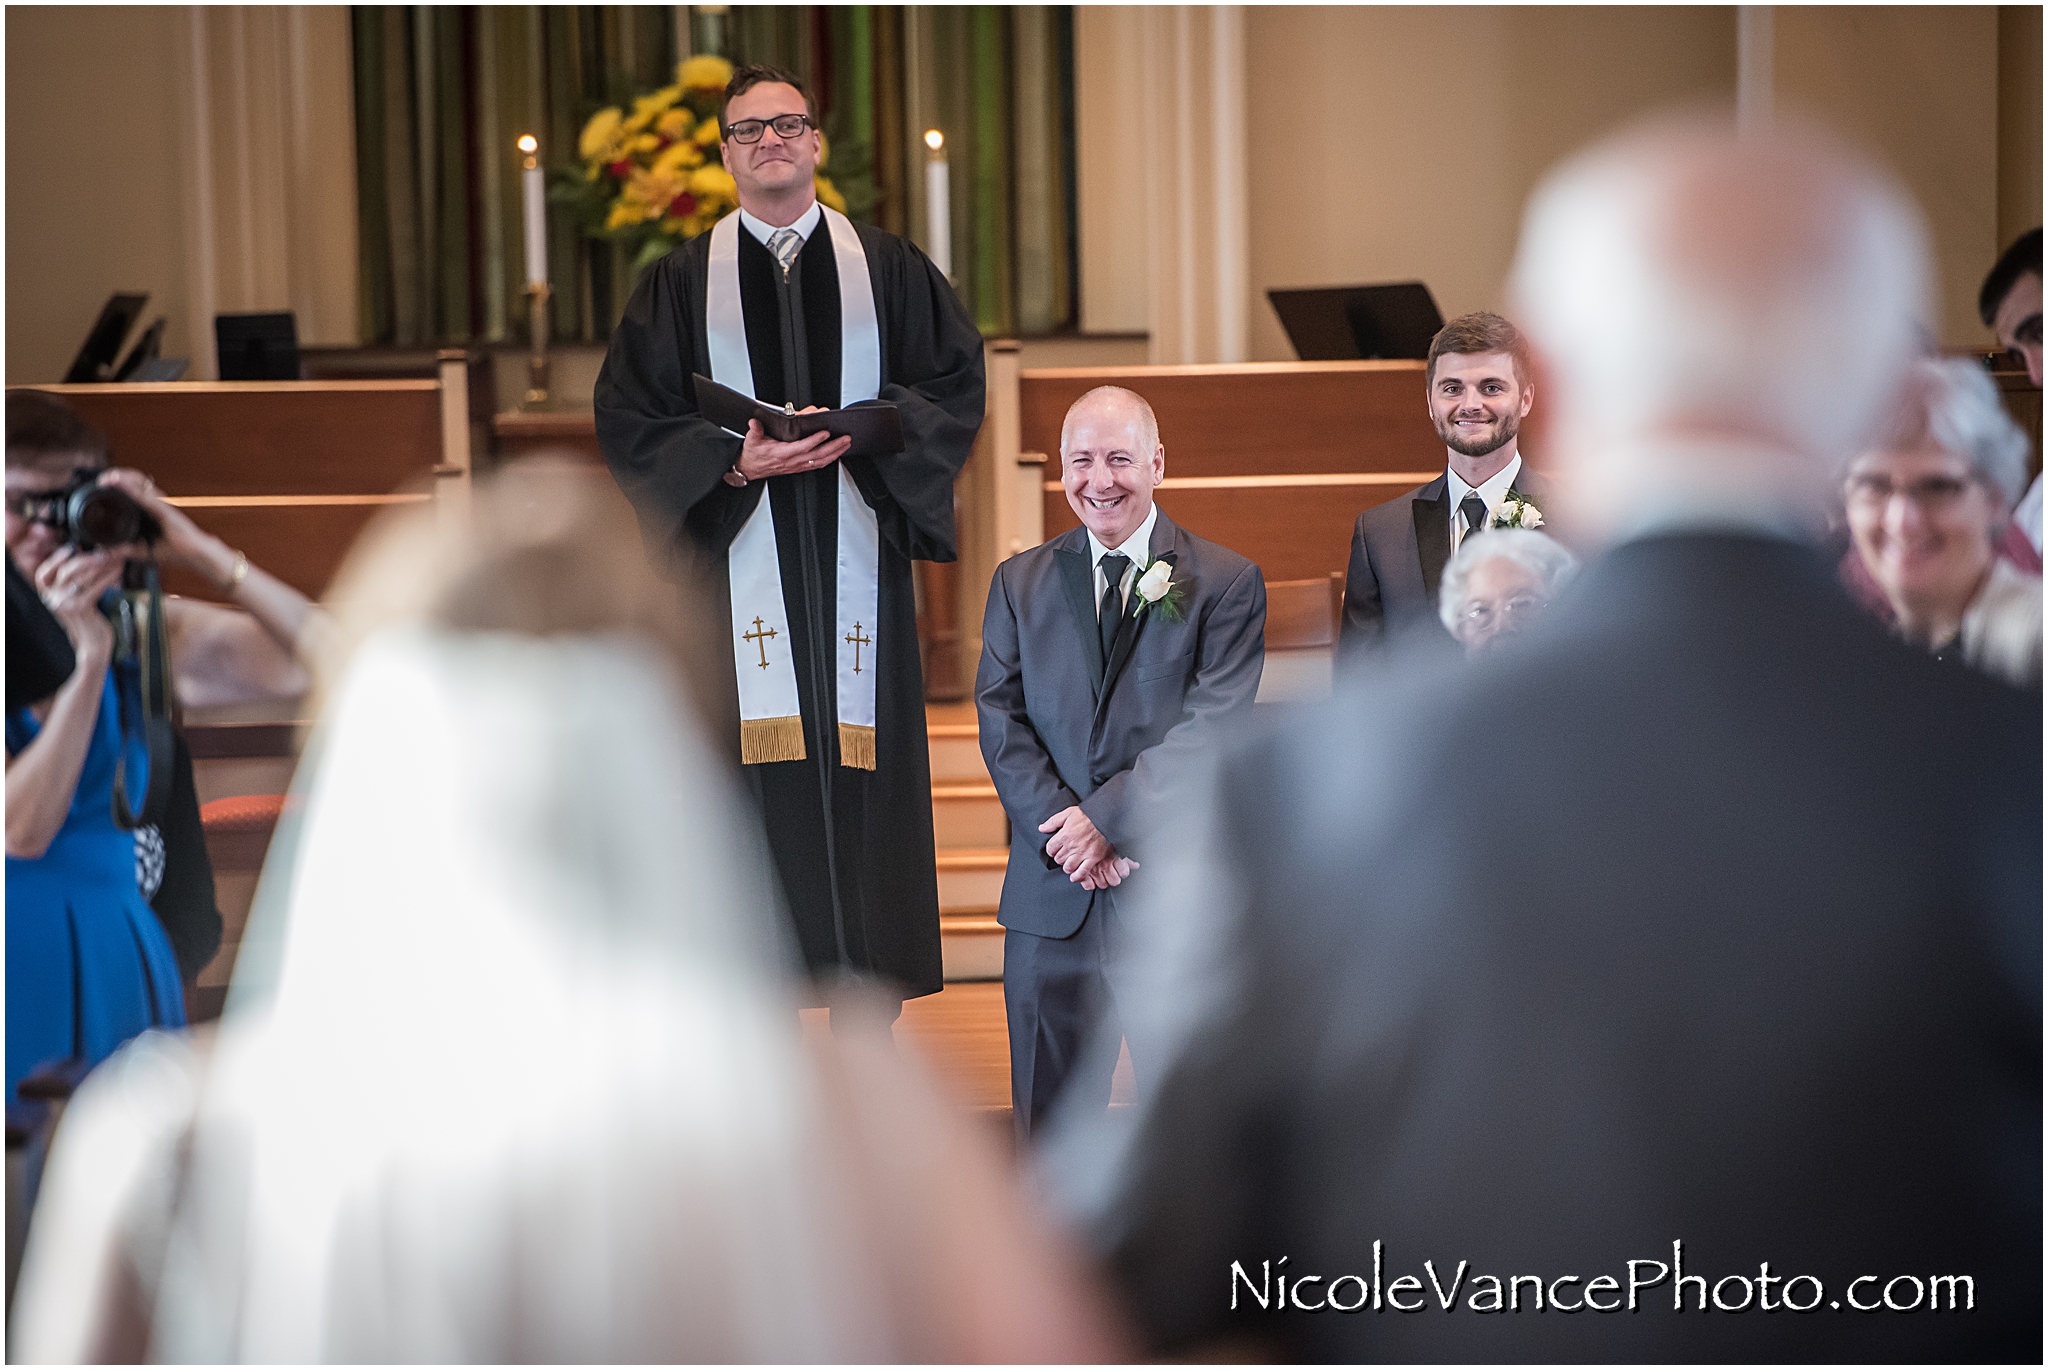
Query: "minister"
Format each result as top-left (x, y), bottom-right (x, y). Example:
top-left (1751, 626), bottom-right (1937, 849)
top-left (595, 65), bottom-right (986, 1017)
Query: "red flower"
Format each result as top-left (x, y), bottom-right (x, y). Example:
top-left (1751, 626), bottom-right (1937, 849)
top-left (607, 159), bottom-right (634, 179)
top-left (667, 192), bottom-right (697, 219)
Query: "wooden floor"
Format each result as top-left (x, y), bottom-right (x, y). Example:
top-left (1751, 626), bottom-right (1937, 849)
top-left (802, 982), bottom-right (1135, 1117)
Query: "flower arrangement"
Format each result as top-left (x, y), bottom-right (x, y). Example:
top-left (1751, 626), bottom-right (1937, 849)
top-left (560, 55), bottom-right (848, 272)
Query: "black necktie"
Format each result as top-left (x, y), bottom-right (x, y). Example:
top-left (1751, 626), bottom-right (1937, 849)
top-left (1098, 553), bottom-right (1130, 663)
top-left (1459, 493), bottom-right (1489, 547)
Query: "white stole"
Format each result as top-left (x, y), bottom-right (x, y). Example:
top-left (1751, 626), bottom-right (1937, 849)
top-left (705, 205), bottom-right (882, 769)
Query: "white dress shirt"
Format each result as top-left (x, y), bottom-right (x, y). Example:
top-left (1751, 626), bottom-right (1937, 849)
top-left (1086, 504), bottom-right (1159, 620)
top-left (738, 200), bottom-right (822, 246)
top-left (1446, 452), bottom-right (1523, 553)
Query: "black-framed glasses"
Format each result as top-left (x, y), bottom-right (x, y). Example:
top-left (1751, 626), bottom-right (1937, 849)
top-left (724, 114), bottom-right (812, 144)
top-left (6, 485), bottom-right (76, 529)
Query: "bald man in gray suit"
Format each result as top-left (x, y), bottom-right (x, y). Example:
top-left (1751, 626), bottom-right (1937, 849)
top-left (977, 386), bottom-right (1265, 1143)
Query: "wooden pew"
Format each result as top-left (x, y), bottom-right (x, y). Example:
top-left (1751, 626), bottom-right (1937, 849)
top-left (14, 356), bottom-right (476, 603)
top-left (1019, 361), bottom-right (1442, 584)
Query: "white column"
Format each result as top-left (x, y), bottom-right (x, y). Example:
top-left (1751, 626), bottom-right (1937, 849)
top-left (1139, 5), bottom-right (1250, 364)
top-left (1074, 6), bottom-right (1151, 335)
top-left (174, 5), bottom-right (359, 376)
top-left (1210, 5), bottom-right (1249, 364)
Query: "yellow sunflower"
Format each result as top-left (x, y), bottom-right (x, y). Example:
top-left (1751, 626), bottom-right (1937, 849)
top-left (676, 55), bottom-right (734, 92)
top-left (578, 107), bottom-right (624, 162)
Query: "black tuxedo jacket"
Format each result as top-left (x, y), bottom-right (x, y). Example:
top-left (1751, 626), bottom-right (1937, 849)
top-left (1059, 531), bottom-right (2041, 1362)
top-left (976, 509), bottom-right (1265, 939)
top-left (1340, 465), bottom-right (1556, 668)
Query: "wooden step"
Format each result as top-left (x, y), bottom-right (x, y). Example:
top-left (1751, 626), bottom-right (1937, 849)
top-left (940, 911), bottom-right (1004, 981)
top-left (927, 721), bottom-right (990, 784)
top-left (932, 780), bottom-right (1007, 848)
top-left (937, 846), bottom-right (1008, 912)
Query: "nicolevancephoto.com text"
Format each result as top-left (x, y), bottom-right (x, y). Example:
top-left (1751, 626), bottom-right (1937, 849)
top-left (1230, 1242), bottom-right (1977, 1317)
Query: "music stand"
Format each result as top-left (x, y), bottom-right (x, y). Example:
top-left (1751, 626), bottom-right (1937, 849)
top-left (215, 312), bottom-right (300, 381)
top-left (62, 293), bottom-right (149, 383)
top-left (1267, 282), bottom-right (1445, 361)
top-left (112, 318), bottom-right (166, 381)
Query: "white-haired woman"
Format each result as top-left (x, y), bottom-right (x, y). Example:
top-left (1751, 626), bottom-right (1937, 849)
top-left (1438, 527), bottom-right (1581, 657)
top-left (1846, 356), bottom-right (2042, 688)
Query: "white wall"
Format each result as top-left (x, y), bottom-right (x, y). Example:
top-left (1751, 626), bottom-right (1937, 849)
top-left (1243, 6), bottom-right (1740, 361)
top-left (6, 6), bottom-right (358, 383)
top-left (7, 6), bottom-right (193, 382)
top-left (1077, 5), bottom-right (2035, 361)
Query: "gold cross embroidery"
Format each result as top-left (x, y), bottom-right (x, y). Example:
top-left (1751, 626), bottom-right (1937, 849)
top-left (743, 616), bottom-right (778, 670)
top-left (845, 621), bottom-right (871, 674)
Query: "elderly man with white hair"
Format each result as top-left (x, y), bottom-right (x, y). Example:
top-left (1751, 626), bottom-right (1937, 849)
top-left (1045, 113), bottom-right (2041, 1363)
top-left (1437, 527), bottom-right (1580, 657)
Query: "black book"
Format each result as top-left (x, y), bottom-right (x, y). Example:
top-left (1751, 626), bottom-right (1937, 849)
top-left (692, 373), bottom-right (905, 457)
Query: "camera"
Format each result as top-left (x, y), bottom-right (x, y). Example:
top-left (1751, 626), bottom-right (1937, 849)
top-left (48, 468), bottom-right (161, 551)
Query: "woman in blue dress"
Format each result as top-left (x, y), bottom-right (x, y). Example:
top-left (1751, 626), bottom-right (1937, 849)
top-left (6, 477), bottom-right (184, 1111)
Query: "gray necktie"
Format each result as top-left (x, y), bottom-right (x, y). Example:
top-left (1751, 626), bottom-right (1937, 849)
top-left (768, 228), bottom-right (802, 280)
top-left (1459, 493), bottom-right (1489, 547)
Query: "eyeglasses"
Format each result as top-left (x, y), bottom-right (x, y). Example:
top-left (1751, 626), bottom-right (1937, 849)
top-left (1844, 473), bottom-right (1978, 513)
top-left (1460, 593), bottom-right (1549, 631)
top-left (724, 114), bottom-right (813, 144)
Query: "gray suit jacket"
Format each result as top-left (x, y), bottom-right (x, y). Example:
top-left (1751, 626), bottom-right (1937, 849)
top-left (976, 509), bottom-right (1266, 940)
top-left (1339, 465), bottom-right (1556, 668)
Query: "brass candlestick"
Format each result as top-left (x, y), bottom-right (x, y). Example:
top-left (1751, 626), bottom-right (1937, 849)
top-left (524, 281), bottom-right (551, 408)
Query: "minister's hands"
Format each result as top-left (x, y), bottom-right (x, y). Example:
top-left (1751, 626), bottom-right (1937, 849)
top-left (736, 411), bottom-right (853, 481)
top-left (1040, 805), bottom-right (1138, 889)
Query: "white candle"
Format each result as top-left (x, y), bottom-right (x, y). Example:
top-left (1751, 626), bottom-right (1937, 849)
top-left (924, 129), bottom-right (951, 279)
top-left (519, 135), bottom-right (547, 286)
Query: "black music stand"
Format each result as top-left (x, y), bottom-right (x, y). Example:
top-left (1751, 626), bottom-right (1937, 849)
top-left (112, 318), bottom-right (166, 381)
top-left (1268, 282), bottom-right (1444, 361)
top-left (62, 293), bottom-right (149, 383)
top-left (215, 312), bottom-right (300, 381)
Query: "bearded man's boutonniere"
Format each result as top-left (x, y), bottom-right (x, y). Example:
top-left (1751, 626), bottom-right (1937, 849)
top-left (1133, 555), bottom-right (1188, 624)
top-left (1490, 492), bottom-right (1545, 530)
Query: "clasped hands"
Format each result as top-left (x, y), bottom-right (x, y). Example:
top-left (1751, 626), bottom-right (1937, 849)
top-left (729, 412), bottom-right (854, 483)
top-left (1039, 805), bottom-right (1138, 890)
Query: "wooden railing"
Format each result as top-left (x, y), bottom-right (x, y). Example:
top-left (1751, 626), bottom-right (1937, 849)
top-left (16, 352), bottom-right (477, 603)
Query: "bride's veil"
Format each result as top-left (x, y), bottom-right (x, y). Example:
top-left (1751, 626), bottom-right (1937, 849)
top-left (147, 461), bottom-right (893, 1361)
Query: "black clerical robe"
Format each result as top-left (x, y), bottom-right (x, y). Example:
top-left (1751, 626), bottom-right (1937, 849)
top-left (594, 217), bottom-right (984, 1002)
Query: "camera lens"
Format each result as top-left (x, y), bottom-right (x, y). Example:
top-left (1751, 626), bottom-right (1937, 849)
top-left (67, 486), bottom-right (143, 551)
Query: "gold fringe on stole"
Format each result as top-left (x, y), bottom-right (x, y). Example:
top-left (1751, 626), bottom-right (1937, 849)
top-left (838, 722), bottom-right (877, 771)
top-left (741, 715), bottom-right (807, 765)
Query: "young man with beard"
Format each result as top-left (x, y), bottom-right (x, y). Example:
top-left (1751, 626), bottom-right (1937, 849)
top-left (1338, 311), bottom-right (1554, 666)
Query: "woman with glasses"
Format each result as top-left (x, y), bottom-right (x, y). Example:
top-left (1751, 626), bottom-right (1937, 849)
top-left (1437, 527), bottom-right (1580, 658)
top-left (4, 392), bottom-right (324, 1116)
top-left (1844, 357), bottom-right (2041, 688)
top-left (4, 397), bottom-right (188, 1115)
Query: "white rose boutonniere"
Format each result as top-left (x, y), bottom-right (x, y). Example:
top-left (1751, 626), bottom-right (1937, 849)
top-left (1133, 555), bottom-right (1187, 623)
top-left (1491, 492), bottom-right (1544, 530)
